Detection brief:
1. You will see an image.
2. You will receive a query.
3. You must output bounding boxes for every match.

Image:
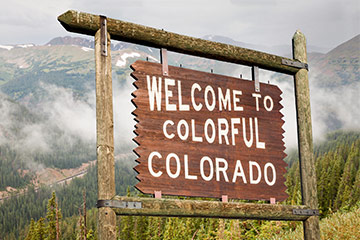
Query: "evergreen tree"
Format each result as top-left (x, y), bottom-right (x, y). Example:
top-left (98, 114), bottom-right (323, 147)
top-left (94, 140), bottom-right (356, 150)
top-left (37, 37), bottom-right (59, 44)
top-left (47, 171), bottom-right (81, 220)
top-left (335, 142), bottom-right (359, 210)
top-left (162, 218), bottom-right (177, 240)
top-left (134, 215), bottom-right (148, 240)
top-left (350, 168), bottom-right (360, 206)
top-left (35, 217), bottom-right (46, 240)
top-left (46, 192), bottom-right (62, 240)
top-left (25, 218), bottom-right (36, 240)
top-left (145, 217), bottom-right (164, 240)
top-left (119, 187), bottom-right (135, 240)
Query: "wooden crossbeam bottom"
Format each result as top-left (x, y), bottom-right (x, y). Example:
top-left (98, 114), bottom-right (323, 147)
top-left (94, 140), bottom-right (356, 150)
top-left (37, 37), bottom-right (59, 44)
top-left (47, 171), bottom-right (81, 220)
top-left (107, 196), bottom-right (317, 221)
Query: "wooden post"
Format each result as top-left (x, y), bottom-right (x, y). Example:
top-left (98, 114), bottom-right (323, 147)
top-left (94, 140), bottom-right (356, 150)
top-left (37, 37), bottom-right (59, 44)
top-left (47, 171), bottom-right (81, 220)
top-left (293, 30), bottom-right (320, 239)
top-left (95, 17), bottom-right (116, 239)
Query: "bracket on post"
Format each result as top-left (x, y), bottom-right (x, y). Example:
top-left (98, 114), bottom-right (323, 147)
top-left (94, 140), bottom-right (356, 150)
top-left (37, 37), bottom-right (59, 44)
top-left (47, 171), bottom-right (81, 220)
top-left (160, 48), bottom-right (169, 76)
top-left (100, 15), bottom-right (107, 57)
top-left (282, 59), bottom-right (308, 70)
top-left (292, 209), bottom-right (319, 216)
top-left (97, 199), bottom-right (142, 209)
top-left (252, 66), bottom-right (260, 92)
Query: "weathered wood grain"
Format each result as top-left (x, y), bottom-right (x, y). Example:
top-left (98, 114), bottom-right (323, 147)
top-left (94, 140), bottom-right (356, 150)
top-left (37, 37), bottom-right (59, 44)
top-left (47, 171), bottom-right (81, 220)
top-left (95, 28), bottom-right (116, 239)
top-left (112, 196), bottom-right (312, 221)
top-left (58, 10), bottom-right (301, 75)
top-left (132, 60), bottom-right (287, 201)
top-left (293, 30), bottom-right (320, 239)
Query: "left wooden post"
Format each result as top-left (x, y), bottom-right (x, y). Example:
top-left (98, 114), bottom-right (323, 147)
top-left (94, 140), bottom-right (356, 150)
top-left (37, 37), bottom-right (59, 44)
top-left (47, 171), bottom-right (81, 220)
top-left (95, 16), bottom-right (116, 239)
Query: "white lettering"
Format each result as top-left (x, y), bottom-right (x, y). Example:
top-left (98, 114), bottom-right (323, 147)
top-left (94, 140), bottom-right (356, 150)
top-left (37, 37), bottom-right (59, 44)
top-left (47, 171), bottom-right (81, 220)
top-left (163, 120), bottom-right (175, 139)
top-left (191, 83), bottom-right (202, 111)
top-left (215, 158), bottom-right (229, 182)
top-left (177, 119), bottom-right (189, 141)
top-left (218, 118), bottom-right (230, 145)
top-left (232, 160), bottom-right (247, 183)
top-left (230, 118), bottom-right (240, 146)
top-left (242, 117), bottom-right (253, 148)
top-left (148, 151), bottom-right (163, 177)
top-left (146, 75), bottom-right (162, 111)
top-left (184, 154), bottom-right (197, 180)
top-left (264, 162), bottom-right (276, 186)
top-left (200, 156), bottom-right (214, 181)
top-left (249, 161), bottom-right (261, 184)
top-left (166, 153), bottom-right (181, 178)
top-left (255, 117), bottom-right (265, 149)
top-left (252, 93), bottom-right (262, 111)
top-left (264, 96), bottom-right (274, 111)
top-left (218, 88), bottom-right (231, 111)
top-left (233, 90), bottom-right (243, 111)
top-left (204, 86), bottom-right (216, 111)
top-left (178, 80), bottom-right (190, 111)
top-left (191, 119), bottom-right (203, 142)
top-left (165, 78), bottom-right (176, 111)
top-left (204, 119), bottom-right (216, 143)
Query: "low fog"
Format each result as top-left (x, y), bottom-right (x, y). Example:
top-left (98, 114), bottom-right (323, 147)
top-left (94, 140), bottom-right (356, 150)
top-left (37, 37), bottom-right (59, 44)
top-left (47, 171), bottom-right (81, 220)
top-left (0, 55), bottom-right (358, 171)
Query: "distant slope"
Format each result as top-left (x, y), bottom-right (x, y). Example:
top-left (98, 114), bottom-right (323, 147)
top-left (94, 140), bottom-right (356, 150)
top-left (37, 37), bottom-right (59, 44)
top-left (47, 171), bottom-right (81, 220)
top-left (0, 41), bottom-right (156, 102)
top-left (202, 34), bottom-right (330, 56)
top-left (309, 34), bottom-right (359, 88)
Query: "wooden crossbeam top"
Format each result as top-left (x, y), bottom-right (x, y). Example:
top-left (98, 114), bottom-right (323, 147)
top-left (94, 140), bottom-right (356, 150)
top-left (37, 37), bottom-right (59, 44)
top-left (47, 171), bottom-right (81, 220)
top-left (58, 10), bottom-right (301, 75)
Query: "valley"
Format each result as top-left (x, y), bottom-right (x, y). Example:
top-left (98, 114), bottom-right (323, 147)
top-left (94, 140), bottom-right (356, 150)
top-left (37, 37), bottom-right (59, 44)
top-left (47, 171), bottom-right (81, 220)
top-left (0, 34), bottom-right (358, 239)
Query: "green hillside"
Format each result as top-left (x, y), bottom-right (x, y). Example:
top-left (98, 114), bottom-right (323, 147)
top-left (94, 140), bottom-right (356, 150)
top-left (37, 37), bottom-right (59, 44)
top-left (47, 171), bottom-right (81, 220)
top-left (1, 130), bottom-right (359, 239)
top-left (272, 204), bottom-right (360, 240)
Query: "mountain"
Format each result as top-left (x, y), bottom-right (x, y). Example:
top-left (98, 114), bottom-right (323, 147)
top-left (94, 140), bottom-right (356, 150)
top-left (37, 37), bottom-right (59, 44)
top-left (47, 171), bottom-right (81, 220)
top-left (0, 34), bottom-right (358, 187)
top-left (0, 38), bottom-right (158, 103)
top-left (46, 35), bottom-right (156, 53)
top-left (309, 34), bottom-right (359, 88)
top-left (46, 36), bottom-right (94, 48)
top-left (202, 34), bottom-right (331, 56)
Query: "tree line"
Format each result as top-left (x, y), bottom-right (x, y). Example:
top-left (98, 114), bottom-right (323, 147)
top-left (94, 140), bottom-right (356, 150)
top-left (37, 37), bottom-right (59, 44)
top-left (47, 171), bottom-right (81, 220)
top-left (1, 130), bottom-right (359, 239)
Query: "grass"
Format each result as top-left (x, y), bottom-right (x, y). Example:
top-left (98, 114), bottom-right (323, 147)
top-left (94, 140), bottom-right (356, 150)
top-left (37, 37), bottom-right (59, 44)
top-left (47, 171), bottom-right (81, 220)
top-left (270, 203), bottom-right (360, 240)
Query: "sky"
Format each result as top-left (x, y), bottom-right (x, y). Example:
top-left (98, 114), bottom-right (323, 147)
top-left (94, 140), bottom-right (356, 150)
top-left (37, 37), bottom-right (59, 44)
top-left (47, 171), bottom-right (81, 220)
top-left (0, 0), bottom-right (359, 50)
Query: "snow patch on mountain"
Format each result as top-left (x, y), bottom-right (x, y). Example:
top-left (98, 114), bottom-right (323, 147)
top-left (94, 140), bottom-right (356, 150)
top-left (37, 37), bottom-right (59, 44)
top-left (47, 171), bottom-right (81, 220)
top-left (116, 52), bottom-right (141, 67)
top-left (0, 45), bottom-right (13, 50)
top-left (81, 47), bottom-right (93, 52)
top-left (17, 44), bottom-right (35, 48)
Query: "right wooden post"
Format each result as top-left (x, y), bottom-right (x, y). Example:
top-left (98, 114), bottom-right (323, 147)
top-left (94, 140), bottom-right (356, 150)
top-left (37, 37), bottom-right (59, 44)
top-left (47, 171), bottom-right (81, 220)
top-left (292, 30), bottom-right (320, 239)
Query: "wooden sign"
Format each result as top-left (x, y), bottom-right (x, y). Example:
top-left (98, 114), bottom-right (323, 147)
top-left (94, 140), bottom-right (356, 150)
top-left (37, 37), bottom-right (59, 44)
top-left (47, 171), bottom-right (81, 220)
top-left (132, 60), bottom-right (287, 201)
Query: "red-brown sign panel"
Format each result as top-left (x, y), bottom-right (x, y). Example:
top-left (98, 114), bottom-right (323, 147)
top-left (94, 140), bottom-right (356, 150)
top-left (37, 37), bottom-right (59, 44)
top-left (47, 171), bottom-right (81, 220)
top-left (131, 60), bottom-right (287, 201)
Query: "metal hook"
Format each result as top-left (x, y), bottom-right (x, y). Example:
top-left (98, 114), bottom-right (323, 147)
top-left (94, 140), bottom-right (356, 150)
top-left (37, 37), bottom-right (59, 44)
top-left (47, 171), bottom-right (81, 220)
top-left (160, 48), bottom-right (168, 76)
top-left (100, 15), bottom-right (107, 57)
top-left (252, 66), bottom-right (260, 92)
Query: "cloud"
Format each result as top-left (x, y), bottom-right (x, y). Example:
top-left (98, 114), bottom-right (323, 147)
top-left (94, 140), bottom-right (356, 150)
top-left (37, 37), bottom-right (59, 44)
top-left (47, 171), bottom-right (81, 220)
top-left (0, 77), bottom-right (135, 170)
top-left (40, 84), bottom-right (96, 143)
top-left (1, 0), bottom-right (358, 49)
top-left (113, 74), bottom-right (137, 152)
top-left (271, 77), bottom-right (298, 149)
top-left (310, 75), bottom-right (360, 141)
top-left (20, 124), bottom-right (51, 153)
top-left (268, 64), bottom-right (360, 150)
top-left (0, 84), bottom-right (95, 154)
